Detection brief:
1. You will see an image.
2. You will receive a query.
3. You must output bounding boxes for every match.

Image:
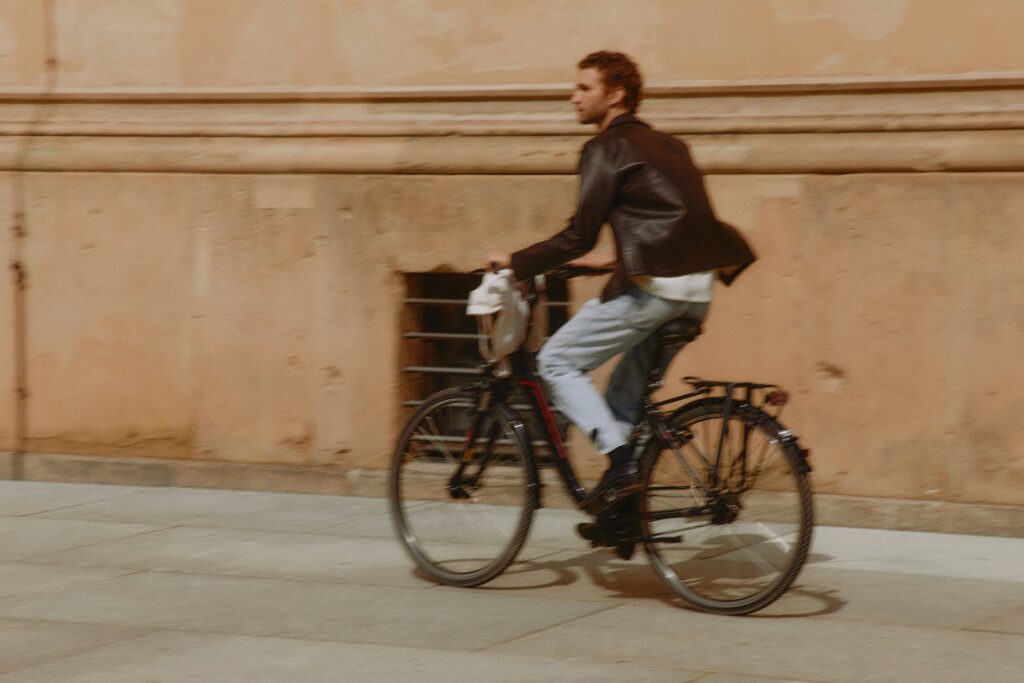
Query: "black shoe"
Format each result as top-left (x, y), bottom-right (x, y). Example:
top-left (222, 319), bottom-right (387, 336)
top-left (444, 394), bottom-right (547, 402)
top-left (576, 502), bottom-right (625, 547)
top-left (578, 524), bottom-right (635, 558)
top-left (579, 513), bottom-right (638, 559)
top-left (614, 541), bottom-right (636, 561)
top-left (576, 522), bottom-right (604, 545)
top-left (579, 461), bottom-right (642, 514)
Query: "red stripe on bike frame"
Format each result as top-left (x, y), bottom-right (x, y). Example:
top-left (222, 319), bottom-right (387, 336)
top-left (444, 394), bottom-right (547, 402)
top-left (519, 380), bottom-right (568, 460)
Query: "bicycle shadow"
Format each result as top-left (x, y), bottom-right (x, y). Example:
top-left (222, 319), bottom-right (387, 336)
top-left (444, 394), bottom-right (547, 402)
top-left (473, 547), bottom-right (846, 618)
top-left (475, 549), bottom-right (666, 598)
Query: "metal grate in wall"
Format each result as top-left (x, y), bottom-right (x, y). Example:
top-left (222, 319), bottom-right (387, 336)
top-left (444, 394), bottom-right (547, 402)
top-left (400, 272), bottom-right (572, 457)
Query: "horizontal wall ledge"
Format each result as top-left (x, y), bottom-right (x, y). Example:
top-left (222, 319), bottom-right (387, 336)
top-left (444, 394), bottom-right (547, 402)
top-left (5, 72), bottom-right (1024, 101)
top-left (2, 76), bottom-right (1024, 138)
top-left (3, 113), bottom-right (1024, 139)
top-left (2, 130), bottom-right (1024, 174)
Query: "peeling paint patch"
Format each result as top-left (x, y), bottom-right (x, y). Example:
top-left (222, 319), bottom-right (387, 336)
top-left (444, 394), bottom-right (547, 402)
top-left (815, 362), bottom-right (847, 393)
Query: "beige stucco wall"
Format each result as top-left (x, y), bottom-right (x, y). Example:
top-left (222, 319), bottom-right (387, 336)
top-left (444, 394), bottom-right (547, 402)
top-left (3, 1), bottom-right (1024, 508)
top-left (7, 0), bottom-right (1024, 88)
top-left (687, 174), bottom-right (1024, 505)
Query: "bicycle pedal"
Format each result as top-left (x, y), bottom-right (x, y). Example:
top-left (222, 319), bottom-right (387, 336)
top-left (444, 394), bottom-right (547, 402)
top-left (614, 542), bottom-right (636, 561)
top-left (604, 482), bottom-right (641, 503)
top-left (646, 535), bottom-right (683, 544)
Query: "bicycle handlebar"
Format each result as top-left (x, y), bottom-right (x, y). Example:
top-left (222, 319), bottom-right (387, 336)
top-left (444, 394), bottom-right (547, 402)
top-left (469, 265), bottom-right (613, 279)
top-left (545, 265), bottom-right (613, 280)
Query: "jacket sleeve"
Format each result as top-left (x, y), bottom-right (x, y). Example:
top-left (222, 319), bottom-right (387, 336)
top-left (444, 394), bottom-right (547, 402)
top-left (510, 140), bottom-right (618, 280)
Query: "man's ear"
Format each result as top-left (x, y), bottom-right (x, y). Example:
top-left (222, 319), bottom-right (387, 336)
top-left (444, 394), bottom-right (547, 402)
top-left (607, 86), bottom-right (626, 108)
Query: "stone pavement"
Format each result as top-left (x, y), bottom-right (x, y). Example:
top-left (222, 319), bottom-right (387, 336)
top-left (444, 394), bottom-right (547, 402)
top-left (0, 481), bottom-right (1022, 682)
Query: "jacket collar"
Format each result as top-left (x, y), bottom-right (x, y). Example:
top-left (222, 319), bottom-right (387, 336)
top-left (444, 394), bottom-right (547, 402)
top-left (605, 112), bottom-right (648, 130)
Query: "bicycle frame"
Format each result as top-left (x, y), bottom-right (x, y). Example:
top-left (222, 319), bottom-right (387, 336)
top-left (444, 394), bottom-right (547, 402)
top-left (453, 350), bottom-right (735, 512)
top-left (647, 381), bottom-right (752, 493)
top-left (454, 348), bottom-right (588, 506)
top-left (393, 269), bottom-right (814, 614)
top-left (450, 268), bottom-right (807, 515)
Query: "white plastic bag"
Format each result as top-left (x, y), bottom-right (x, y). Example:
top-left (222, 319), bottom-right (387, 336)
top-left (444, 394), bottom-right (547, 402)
top-left (467, 270), bottom-right (528, 367)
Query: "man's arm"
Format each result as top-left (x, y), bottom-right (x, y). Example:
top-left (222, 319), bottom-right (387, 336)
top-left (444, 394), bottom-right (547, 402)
top-left (503, 140), bottom-right (618, 280)
top-left (566, 249), bottom-right (616, 270)
top-left (487, 248), bottom-right (615, 273)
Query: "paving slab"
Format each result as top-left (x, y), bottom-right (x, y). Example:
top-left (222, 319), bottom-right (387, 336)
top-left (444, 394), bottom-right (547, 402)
top-left (975, 601), bottom-right (1024, 636)
top-left (0, 481), bottom-right (1021, 681)
top-left (32, 487), bottom-right (388, 533)
top-left (517, 507), bottom-right (595, 551)
top-left (0, 630), bottom-right (693, 682)
top-left (475, 549), bottom-right (668, 601)
top-left (487, 601), bottom-right (1024, 683)
top-left (0, 481), bottom-right (146, 517)
top-left (0, 619), bottom-right (147, 675)
top-left (328, 502), bottom-right (592, 550)
top-left (32, 525), bottom-right (459, 589)
top-left (774, 565), bottom-right (1024, 628)
top-left (809, 526), bottom-right (1024, 582)
top-left (0, 571), bottom-right (611, 651)
top-left (695, 676), bottom-right (816, 683)
top-left (0, 517), bottom-right (165, 560)
top-left (321, 506), bottom-right (420, 538)
top-left (0, 563), bottom-right (134, 601)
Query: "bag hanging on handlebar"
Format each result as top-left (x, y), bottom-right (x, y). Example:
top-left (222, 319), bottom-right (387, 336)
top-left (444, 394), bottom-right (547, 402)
top-left (466, 270), bottom-right (547, 368)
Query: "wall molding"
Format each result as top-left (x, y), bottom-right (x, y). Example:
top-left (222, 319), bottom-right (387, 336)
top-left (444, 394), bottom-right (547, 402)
top-left (2, 86), bottom-right (1024, 139)
top-left (5, 71), bottom-right (1024, 101)
top-left (1, 73), bottom-right (1023, 174)
top-left (2, 129), bottom-right (1023, 175)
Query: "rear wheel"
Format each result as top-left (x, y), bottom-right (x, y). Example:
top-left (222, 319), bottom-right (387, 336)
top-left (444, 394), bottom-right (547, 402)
top-left (390, 388), bottom-right (539, 587)
top-left (640, 398), bottom-right (813, 614)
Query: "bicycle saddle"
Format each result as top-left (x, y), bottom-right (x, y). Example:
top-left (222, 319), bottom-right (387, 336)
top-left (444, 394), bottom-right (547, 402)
top-left (647, 317), bottom-right (703, 388)
top-left (653, 317), bottom-right (702, 349)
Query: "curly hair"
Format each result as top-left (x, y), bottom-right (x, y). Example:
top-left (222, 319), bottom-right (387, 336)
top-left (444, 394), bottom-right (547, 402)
top-left (577, 51), bottom-right (643, 113)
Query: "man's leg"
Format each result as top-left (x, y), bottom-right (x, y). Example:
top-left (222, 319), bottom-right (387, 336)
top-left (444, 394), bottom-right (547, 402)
top-left (606, 301), bottom-right (709, 433)
top-left (537, 288), bottom-right (695, 510)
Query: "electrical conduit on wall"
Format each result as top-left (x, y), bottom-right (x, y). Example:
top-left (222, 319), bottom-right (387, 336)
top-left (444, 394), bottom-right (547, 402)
top-left (7, 0), bottom-right (56, 477)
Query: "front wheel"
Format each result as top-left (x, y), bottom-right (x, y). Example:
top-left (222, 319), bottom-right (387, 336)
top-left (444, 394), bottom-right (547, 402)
top-left (389, 388), bottom-right (539, 587)
top-left (640, 398), bottom-right (813, 614)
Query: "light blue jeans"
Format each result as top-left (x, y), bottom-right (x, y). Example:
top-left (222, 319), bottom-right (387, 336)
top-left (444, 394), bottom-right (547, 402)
top-left (537, 286), bottom-right (708, 454)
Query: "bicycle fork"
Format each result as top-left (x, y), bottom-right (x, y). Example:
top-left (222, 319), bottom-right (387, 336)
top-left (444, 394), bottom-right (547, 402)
top-left (447, 388), bottom-right (495, 499)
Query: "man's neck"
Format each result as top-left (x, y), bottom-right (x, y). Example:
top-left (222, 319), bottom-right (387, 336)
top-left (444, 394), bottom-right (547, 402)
top-left (597, 107), bottom-right (629, 132)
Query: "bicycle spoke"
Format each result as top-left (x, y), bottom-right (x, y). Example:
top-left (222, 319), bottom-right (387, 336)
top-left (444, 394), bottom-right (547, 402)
top-left (391, 390), bottom-right (538, 587)
top-left (641, 399), bottom-right (813, 614)
top-left (417, 416), bottom-right (458, 465)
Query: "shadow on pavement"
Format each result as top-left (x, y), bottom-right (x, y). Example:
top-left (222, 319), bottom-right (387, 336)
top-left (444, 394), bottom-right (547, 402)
top-left (424, 549), bottom-right (848, 618)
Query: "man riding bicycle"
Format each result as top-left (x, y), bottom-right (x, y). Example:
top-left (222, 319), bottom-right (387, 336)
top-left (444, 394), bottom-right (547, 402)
top-left (487, 51), bottom-right (756, 515)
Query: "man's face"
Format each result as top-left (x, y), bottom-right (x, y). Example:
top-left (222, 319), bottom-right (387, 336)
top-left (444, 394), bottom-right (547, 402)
top-left (570, 67), bottom-right (623, 126)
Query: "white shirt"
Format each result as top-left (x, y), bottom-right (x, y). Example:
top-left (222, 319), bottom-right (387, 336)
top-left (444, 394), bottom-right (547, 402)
top-left (633, 271), bottom-right (714, 302)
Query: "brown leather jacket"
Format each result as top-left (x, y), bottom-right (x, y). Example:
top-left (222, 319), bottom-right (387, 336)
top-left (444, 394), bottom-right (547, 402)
top-left (510, 113), bottom-right (755, 300)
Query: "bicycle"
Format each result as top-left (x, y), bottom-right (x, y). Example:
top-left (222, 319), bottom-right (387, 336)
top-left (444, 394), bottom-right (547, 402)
top-left (389, 267), bottom-right (813, 615)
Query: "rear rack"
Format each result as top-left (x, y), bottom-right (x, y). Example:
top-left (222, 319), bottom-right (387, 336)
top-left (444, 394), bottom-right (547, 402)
top-left (684, 377), bottom-right (778, 391)
top-left (653, 376), bottom-right (790, 414)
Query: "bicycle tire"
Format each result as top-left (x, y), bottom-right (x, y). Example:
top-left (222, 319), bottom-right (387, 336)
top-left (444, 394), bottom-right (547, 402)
top-left (640, 397), bottom-right (813, 615)
top-left (389, 387), bottom-right (539, 587)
